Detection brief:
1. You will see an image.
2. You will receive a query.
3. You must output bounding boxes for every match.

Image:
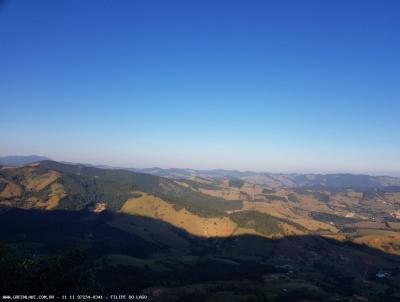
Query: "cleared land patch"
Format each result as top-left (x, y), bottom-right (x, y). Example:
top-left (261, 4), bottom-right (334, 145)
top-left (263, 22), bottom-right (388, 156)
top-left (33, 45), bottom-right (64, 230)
top-left (25, 170), bottom-right (60, 191)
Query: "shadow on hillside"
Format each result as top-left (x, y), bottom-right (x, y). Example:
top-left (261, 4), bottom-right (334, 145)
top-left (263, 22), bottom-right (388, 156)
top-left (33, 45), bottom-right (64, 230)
top-left (1, 208), bottom-right (400, 300)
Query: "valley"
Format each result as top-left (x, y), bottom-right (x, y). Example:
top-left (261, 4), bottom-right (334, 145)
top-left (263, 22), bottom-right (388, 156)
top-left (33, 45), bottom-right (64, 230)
top-left (1, 160), bottom-right (400, 301)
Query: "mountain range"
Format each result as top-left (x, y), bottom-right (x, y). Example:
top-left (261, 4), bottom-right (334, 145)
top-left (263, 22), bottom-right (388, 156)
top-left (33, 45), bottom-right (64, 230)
top-left (0, 155), bottom-right (50, 166)
top-left (1, 159), bottom-right (400, 300)
top-left (2, 155), bottom-right (400, 189)
top-left (133, 167), bottom-right (400, 189)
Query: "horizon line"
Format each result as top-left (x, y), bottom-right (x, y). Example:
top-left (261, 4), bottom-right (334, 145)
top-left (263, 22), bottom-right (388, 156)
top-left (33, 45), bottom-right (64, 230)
top-left (1, 154), bottom-right (400, 178)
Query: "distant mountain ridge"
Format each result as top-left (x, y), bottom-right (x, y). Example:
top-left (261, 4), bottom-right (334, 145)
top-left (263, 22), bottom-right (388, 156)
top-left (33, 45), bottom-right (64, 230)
top-left (132, 167), bottom-right (400, 189)
top-left (0, 155), bottom-right (50, 166)
top-left (2, 155), bottom-right (400, 189)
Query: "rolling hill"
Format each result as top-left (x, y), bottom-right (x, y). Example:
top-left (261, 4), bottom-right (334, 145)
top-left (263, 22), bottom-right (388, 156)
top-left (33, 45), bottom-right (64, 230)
top-left (1, 160), bottom-right (400, 300)
top-left (134, 167), bottom-right (400, 189)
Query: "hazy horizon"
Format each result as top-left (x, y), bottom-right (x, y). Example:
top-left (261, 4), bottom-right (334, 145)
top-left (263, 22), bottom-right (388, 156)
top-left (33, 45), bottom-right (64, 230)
top-left (1, 153), bottom-right (400, 177)
top-left (1, 1), bottom-right (399, 175)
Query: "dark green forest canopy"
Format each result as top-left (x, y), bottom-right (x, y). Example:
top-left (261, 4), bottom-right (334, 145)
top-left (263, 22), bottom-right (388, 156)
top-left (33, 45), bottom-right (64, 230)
top-left (38, 161), bottom-right (242, 217)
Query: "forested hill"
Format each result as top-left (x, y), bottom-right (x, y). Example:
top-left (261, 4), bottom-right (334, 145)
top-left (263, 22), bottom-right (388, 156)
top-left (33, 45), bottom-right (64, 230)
top-left (0, 160), bottom-right (242, 217)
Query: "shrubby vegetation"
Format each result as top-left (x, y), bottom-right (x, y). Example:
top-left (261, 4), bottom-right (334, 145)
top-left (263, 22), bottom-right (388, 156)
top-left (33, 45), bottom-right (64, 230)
top-left (157, 187), bottom-right (242, 217)
top-left (312, 191), bottom-right (330, 203)
top-left (311, 212), bottom-right (358, 225)
top-left (293, 189), bottom-right (330, 203)
top-left (228, 178), bottom-right (245, 188)
top-left (230, 211), bottom-right (308, 235)
top-left (262, 188), bottom-right (274, 194)
top-left (229, 211), bottom-right (282, 235)
top-left (180, 179), bottom-right (221, 190)
top-left (0, 180), bottom-right (7, 192)
top-left (288, 193), bottom-right (300, 203)
top-left (263, 194), bottom-right (287, 202)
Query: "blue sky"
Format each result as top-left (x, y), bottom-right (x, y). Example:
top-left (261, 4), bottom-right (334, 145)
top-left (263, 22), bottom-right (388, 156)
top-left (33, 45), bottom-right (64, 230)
top-left (1, 0), bottom-right (399, 175)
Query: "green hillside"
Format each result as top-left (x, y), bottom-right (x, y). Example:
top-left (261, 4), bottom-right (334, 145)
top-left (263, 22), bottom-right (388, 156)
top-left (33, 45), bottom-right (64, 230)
top-left (1, 161), bottom-right (242, 217)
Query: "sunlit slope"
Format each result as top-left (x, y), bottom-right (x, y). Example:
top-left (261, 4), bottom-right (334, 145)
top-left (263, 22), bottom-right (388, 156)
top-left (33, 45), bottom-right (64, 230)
top-left (1, 161), bottom-right (400, 254)
top-left (171, 175), bottom-right (400, 254)
top-left (0, 161), bottom-right (242, 216)
top-left (120, 192), bottom-right (238, 237)
top-left (0, 165), bottom-right (66, 210)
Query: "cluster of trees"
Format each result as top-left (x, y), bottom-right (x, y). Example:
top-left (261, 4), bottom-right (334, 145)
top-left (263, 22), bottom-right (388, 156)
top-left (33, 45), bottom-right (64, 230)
top-left (229, 211), bottom-right (282, 235)
top-left (263, 194), bottom-right (287, 202)
top-left (57, 174), bottom-right (136, 211)
top-left (159, 187), bottom-right (242, 217)
top-left (311, 212), bottom-right (357, 226)
top-left (230, 211), bottom-right (307, 235)
top-left (180, 179), bottom-right (221, 191)
top-left (0, 245), bottom-right (97, 294)
top-left (228, 178), bottom-right (245, 188)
